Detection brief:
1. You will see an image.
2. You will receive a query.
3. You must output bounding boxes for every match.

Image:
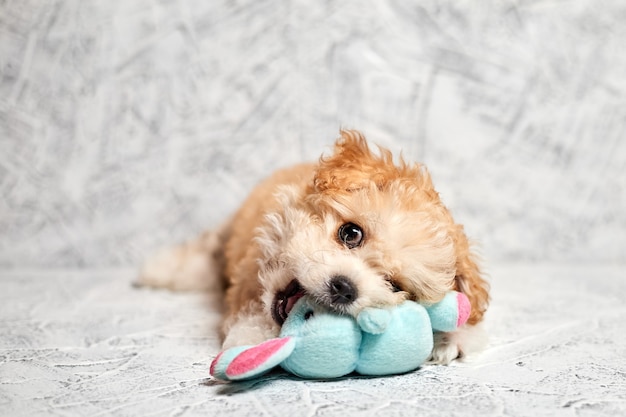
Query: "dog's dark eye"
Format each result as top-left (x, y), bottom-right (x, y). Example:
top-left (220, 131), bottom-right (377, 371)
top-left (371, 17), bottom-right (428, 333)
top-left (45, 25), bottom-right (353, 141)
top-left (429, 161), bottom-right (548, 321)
top-left (304, 311), bottom-right (314, 320)
top-left (338, 223), bottom-right (364, 249)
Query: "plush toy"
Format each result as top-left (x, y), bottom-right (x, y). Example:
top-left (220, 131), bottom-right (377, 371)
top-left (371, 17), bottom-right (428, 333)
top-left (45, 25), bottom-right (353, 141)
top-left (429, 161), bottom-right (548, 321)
top-left (210, 291), bottom-right (470, 381)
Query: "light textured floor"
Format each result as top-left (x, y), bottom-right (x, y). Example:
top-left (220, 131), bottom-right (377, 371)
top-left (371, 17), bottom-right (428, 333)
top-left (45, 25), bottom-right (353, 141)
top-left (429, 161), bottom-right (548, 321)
top-left (1, 263), bottom-right (625, 416)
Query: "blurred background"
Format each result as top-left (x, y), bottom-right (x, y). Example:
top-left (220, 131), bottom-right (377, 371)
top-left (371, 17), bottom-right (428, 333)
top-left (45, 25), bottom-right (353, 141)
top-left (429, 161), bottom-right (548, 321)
top-left (1, 0), bottom-right (624, 269)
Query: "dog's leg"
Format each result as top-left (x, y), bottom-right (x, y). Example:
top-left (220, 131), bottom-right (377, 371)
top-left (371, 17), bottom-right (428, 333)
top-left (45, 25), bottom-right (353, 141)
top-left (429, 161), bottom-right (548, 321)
top-left (221, 301), bottom-right (280, 349)
top-left (429, 323), bottom-right (487, 365)
top-left (136, 223), bottom-right (230, 292)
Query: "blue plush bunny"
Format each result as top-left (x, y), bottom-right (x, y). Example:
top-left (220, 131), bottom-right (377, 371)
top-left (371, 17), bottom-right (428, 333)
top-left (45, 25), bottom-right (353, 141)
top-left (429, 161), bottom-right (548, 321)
top-left (210, 291), bottom-right (470, 381)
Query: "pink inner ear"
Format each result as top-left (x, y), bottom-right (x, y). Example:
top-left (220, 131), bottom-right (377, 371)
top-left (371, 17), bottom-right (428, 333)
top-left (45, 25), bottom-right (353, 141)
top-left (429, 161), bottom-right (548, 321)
top-left (457, 292), bottom-right (471, 327)
top-left (226, 338), bottom-right (291, 377)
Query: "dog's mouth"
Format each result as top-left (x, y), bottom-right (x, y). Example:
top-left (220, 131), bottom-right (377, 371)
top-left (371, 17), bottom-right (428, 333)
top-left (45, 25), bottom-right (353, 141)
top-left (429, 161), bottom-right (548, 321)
top-left (272, 279), bottom-right (306, 326)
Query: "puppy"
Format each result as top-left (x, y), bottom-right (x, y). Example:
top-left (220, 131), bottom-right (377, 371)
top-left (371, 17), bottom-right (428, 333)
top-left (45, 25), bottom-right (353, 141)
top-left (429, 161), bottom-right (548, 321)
top-left (139, 130), bottom-right (490, 364)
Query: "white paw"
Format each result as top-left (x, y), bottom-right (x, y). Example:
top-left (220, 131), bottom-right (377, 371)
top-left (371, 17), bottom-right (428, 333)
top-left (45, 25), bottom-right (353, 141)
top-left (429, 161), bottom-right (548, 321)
top-left (428, 324), bottom-right (488, 365)
top-left (429, 332), bottom-right (462, 365)
top-left (222, 307), bottom-right (280, 349)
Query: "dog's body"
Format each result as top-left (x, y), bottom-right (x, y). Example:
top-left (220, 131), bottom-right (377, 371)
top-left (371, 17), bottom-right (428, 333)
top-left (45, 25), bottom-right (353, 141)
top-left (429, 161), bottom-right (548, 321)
top-left (139, 130), bottom-right (490, 364)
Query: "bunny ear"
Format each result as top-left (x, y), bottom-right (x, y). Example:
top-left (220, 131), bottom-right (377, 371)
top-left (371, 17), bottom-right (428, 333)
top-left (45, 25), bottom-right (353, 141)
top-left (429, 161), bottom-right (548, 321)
top-left (210, 345), bottom-right (250, 381)
top-left (425, 291), bottom-right (472, 332)
top-left (455, 292), bottom-right (471, 327)
top-left (210, 337), bottom-right (296, 381)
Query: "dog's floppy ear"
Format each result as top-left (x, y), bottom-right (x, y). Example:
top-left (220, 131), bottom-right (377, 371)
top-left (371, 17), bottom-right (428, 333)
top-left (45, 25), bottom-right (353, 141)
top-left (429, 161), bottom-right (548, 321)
top-left (210, 337), bottom-right (296, 381)
top-left (452, 224), bottom-right (490, 325)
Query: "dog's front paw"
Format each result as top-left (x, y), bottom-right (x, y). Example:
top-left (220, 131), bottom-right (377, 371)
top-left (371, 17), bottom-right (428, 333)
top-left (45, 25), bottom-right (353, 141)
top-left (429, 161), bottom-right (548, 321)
top-left (428, 324), bottom-right (488, 365)
top-left (428, 332), bottom-right (462, 365)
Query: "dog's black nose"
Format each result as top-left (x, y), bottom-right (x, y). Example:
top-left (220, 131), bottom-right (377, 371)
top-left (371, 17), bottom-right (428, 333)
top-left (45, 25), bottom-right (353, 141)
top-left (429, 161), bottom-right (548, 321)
top-left (329, 275), bottom-right (357, 304)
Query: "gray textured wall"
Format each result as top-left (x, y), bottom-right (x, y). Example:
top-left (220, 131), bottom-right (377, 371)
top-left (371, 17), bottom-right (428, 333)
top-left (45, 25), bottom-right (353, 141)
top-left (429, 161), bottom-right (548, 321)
top-left (1, 0), bottom-right (625, 268)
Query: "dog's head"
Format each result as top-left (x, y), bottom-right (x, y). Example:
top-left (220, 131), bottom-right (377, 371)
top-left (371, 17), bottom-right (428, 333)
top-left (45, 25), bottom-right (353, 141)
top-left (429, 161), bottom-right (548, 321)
top-left (257, 130), bottom-right (458, 325)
